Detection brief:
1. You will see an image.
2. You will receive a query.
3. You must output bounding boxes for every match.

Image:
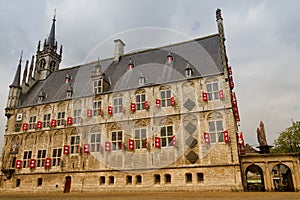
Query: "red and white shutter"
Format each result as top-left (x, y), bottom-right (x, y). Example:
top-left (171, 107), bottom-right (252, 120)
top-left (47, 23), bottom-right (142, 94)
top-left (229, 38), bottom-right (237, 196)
top-left (29, 159), bottom-right (36, 169)
top-left (228, 66), bottom-right (233, 75)
top-left (128, 139), bottom-right (135, 150)
top-left (219, 90), bottom-right (224, 100)
top-left (108, 106), bottom-right (113, 115)
top-left (36, 121), bottom-right (43, 129)
top-left (170, 97), bottom-right (175, 106)
top-left (156, 99), bottom-right (161, 107)
top-left (22, 123), bottom-right (29, 131)
top-left (204, 132), bottom-right (210, 144)
top-left (50, 119), bottom-right (57, 127)
top-left (105, 142), bottom-right (111, 152)
top-left (172, 135), bottom-right (176, 146)
top-left (238, 132), bottom-right (245, 146)
top-left (87, 109), bottom-right (93, 117)
top-left (63, 145), bottom-right (70, 154)
top-left (224, 130), bottom-right (230, 142)
top-left (15, 160), bottom-right (22, 169)
top-left (130, 103), bottom-right (136, 112)
top-left (99, 108), bottom-right (104, 116)
top-left (45, 158), bottom-right (51, 168)
top-left (67, 117), bottom-right (73, 125)
top-left (229, 76), bottom-right (234, 89)
top-left (154, 137), bottom-right (161, 148)
top-left (202, 92), bottom-right (208, 102)
top-left (144, 101), bottom-right (149, 110)
top-left (83, 144), bottom-right (90, 153)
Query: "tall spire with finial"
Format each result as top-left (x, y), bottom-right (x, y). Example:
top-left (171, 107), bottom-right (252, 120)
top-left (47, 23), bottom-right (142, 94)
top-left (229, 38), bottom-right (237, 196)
top-left (47, 9), bottom-right (56, 47)
top-left (10, 50), bottom-right (23, 87)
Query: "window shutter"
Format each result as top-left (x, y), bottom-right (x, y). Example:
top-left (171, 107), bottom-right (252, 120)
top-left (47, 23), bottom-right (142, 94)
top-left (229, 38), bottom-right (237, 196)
top-left (15, 160), bottom-right (22, 169)
top-left (228, 66), bottom-right (232, 75)
top-left (63, 145), bottom-right (70, 154)
top-left (156, 99), bottom-right (161, 107)
top-left (36, 121), bottom-right (43, 129)
top-left (224, 130), bottom-right (230, 142)
top-left (145, 138), bottom-right (149, 149)
top-left (99, 108), bottom-right (103, 116)
top-left (219, 90), bottom-right (224, 100)
top-left (105, 142), bottom-right (111, 152)
top-left (67, 117), bottom-right (73, 125)
top-left (238, 132), bottom-right (245, 146)
top-left (121, 104), bottom-right (125, 113)
top-left (22, 123), bottom-right (28, 131)
top-left (128, 139), bottom-right (135, 150)
top-left (45, 158), bottom-right (51, 168)
top-left (204, 132), bottom-right (210, 144)
top-left (229, 76), bottom-right (234, 89)
top-left (202, 92), bottom-right (208, 102)
top-left (50, 119), bottom-right (57, 127)
top-left (172, 135), bottom-right (176, 146)
top-left (83, 144), bottom-right (90, 153)
top-left (108, 106), bottom-right (113, 115)
top-left (130, 103), bottom-right (136, 112)
top-left (87, 109), bottom-right (93, 117)
top-left (154, 137), bottom-right (161, 148)
top-left (144, 101), bottom-right (149, 110)
top-left (170, 97), bottom-right (175, 106)
top-left (29, 159), bottom-right (36, 169)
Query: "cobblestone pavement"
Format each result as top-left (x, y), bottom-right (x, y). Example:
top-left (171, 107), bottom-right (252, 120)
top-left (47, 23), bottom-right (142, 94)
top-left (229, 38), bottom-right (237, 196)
top-left (0, 192), bottom-right (299, 200)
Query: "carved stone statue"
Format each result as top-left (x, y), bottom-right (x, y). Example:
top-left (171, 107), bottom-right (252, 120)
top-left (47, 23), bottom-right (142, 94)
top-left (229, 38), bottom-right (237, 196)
top-left (257, 121), bottom-right (268, 146)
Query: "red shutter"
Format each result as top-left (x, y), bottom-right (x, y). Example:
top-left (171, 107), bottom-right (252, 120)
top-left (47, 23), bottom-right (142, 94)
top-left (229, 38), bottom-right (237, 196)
top-left (229, 76), bottom-right (234, 89)
top-left (145, 138), bottom-right (149, 149)
top-left (63, 145), bottom-right (70, 154)
top-left (22, 123), bottom-right (28, 131)
top-left (128, 139), bottom-right (135, 150)
top-left (238, 132), bottom-right (245, 146)
top-left (121, 104), bottom-right (125, 113)
top-left (156, 99), bottom-right (161, 107)
top-left (170, 97), bottom-right (175, 106)
top-left (15, 160), bottom-right (22, 169)
top-left (144, 101), bottom-right (149, 110)
top-left (45, 158), bottom-right (51, 168)
top-left (224, 130), bottom-right (230, 142)
top-left (83, 144), bottom-right (90, 153)
top-left (29, 159), bottom-right (36, 169)
top-left (99, 108), bottom-right (103, 116)
top-left (108, 106), bottom-right (113, 115)
top-left (219, 90), bottom-right (224, 100)
top-left (67, 117), bottom-right (73, 125)
top-left (204, 132), bottom-right (210, 144)
top-left (130, 103), bottom-right (136, 112)
top-left (50, 119), bottom-right (57, 127)
top-left (202, 92), bottom-right (208, 102)
top-left (105, 142), bottom-right (111, 152)
top-left (87, 109), bottom-right (93, 117)
top-left (228, 66), bottom-right (232, 75)
top-left (154, 137), bottom-right (161, 148)
top-left (172, 135), bottom-right (176, 146)
top-left (36, 121), bottom-right (43, 129)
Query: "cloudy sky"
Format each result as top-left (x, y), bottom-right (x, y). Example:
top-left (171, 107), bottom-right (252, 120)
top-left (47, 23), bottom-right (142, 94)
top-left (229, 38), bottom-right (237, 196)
top-left (0, 0), bottom-right (299, 150)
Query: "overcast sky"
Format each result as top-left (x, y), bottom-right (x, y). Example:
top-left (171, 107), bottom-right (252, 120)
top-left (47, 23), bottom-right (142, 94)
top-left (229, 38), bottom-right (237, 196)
top-left (0, 0), bottom-right (299, 150)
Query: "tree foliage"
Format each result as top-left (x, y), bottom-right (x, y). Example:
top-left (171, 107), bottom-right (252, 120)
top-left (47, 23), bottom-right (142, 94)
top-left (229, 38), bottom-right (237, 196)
top-left (272, 121), bottom-right (300, 153)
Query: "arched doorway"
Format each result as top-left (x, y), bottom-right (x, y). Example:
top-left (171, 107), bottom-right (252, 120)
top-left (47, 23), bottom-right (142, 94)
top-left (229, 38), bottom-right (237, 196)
top-left (246, 165), bottom-right (265, 191)
top-left (272, 164), bottom-right (294, 192)
top-left (64, 176), bottom-right (72, 193)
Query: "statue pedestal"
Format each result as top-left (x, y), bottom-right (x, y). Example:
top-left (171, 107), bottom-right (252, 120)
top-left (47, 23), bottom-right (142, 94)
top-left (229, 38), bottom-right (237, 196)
top-left (257, 145), bottom-right (273, 154)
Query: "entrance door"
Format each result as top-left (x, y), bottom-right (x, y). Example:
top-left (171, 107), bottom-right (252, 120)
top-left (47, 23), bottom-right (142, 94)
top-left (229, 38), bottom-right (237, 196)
top-left (272, 164), bottom-right (294, 192)
top-left (64, 176), bottom-right (72, 193)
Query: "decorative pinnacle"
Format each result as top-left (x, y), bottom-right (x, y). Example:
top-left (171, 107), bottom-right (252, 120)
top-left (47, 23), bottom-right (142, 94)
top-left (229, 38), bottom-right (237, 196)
top-left (216, 8), bottom-right (223, 21)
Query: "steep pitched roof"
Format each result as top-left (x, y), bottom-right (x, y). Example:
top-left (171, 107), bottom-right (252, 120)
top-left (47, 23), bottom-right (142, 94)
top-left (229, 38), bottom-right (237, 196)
top-left (10, 58), bottom-right (22, 88)
top-left (20, 34), bottom-right (223, 107)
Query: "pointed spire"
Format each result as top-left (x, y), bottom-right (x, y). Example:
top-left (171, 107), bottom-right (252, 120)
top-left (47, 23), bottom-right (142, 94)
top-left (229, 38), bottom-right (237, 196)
top-left (28, 55), bottom-right (34, 81)
top-left (22, 60), bottom-right (29, 85)
top-left (10, 50), bottom-right (23, 87)
top-left (47, 10), bottom-right (56, 47)
top-left (96, 58), bottom-right (102, 73)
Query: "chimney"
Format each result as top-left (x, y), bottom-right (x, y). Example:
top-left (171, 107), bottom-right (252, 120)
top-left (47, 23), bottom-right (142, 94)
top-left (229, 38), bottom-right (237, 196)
top-left (113, 39), bottom-right (126, 62)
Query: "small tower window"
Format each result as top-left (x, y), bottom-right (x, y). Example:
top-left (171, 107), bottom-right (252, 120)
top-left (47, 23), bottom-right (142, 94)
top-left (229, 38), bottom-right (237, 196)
top-left (185, 62), bottom-right (193, 78)
top-left (66, 84), bottom-right (73, 98)
top-left (38, 90), bottom-right (46, 103)
top-left (65, 73), bottom-right (71, 83)
top-left (50, 61), bottom-right (56, 71)
top-left (166, 52), bottom-right (173, 63)
top-left (138, 73), bottom-right (146, 86)
top-left (128, 58), bottom-right (134, 69)
top-left (93, 80), bottom-right (102, 94)
top-left (40, 59), bottom-right (46, 69)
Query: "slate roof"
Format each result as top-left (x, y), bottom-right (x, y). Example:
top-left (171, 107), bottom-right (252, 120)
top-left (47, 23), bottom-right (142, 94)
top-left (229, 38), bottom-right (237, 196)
top-left (20, 33), bottom-right (223, 107)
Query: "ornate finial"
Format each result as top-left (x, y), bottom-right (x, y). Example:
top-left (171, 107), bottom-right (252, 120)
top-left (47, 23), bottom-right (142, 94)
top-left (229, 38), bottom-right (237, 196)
top-left (53, 9), bottom-right (56, 21)
top-left (216, 8), bottom-right (223, 20)
top-left (19, 49), bottom-right (23, 64)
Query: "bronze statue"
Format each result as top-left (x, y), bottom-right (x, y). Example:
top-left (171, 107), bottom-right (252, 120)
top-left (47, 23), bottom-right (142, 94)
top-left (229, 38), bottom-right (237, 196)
top-left (257, 121), bottom-right (268, 146)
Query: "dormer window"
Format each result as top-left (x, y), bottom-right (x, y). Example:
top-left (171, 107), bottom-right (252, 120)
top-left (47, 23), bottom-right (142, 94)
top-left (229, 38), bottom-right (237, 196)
top-left (185, 62), bottom-right (193, 78)
top-left (128, 58), bottom-right (134, 70)
top-left (166, 52), bottom-right (173, 63)
top-left (93, 80), bottom-right (102, 94)
top-left (38, 90), bottom-right (46, 103)
top-left (138, 73), bottom-right (146, 86)
top-left (65, 73), bottom-right (71, 83)
top-left (66, 84), bottom-right (73, 98)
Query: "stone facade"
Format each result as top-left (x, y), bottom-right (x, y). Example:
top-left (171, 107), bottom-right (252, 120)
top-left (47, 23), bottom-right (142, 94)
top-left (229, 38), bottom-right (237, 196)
top-left (0, 9), bottom-right (244, 192)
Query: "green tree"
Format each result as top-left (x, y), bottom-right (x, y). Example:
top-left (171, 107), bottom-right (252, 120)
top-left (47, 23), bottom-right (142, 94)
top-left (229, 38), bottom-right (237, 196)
top-left (272, 121), bottom-right (300, 153)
